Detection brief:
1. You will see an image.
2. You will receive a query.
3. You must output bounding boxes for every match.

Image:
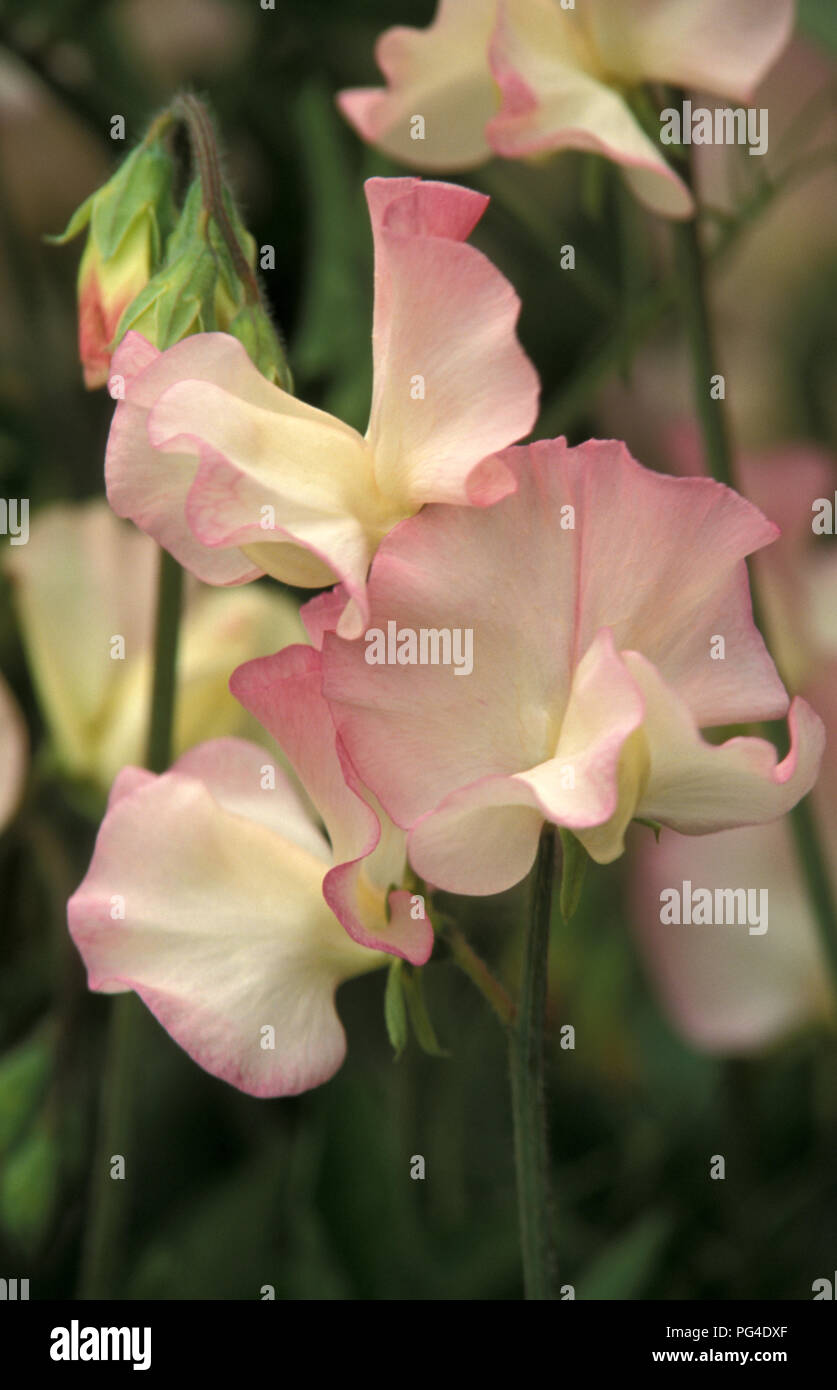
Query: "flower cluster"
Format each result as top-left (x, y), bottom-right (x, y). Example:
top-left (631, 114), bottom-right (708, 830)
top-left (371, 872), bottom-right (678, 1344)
top-left (51, 3), bottom-right (829, 1102)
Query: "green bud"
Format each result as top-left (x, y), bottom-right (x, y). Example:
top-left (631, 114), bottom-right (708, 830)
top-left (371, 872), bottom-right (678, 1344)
top-left (48, 140), bottom-right (176, 387)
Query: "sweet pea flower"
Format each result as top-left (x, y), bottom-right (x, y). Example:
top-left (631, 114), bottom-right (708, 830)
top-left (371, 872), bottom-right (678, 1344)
top-left (339, 0), bottom-right (794, 217)
top-left (104, 176), bottom-right (539, 637)
top-left (68, 645), bottom-right (432, 1097)
top-left (628, 444), bottom-right (837, 1052)
top-left (0, 672), bottom-right (27, 833)
top-left (4, 500), bottom-right (305, 793)
top-left (320, 438), bottom-right (824, 896)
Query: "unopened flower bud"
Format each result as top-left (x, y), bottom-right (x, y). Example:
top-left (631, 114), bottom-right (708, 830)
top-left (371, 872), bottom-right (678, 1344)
top-left (49, 142), bottom-right (175, 388)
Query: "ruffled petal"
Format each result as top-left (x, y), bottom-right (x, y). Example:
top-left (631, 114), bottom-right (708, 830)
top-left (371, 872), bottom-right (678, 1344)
top-left (406, 628), bottom-right (645, 891)
top-left (594, 0), bottom-right (795, 100)
top-left (68, 742), bottom-right (384, 1097)
top-left (324, 439), bottom-right (790, 834)
top-left (487, 0), bottom-right (694, 219)
top-left (230, 645), bottom-right (432, 963)
top-left (105, 332), bottom-right (263, 585)
top-left (627, 653), bottom-right (825, 834)
top-left (337, 0), bottom-right (499, 169)
top-left (365, 176), bottom-right (539, 507)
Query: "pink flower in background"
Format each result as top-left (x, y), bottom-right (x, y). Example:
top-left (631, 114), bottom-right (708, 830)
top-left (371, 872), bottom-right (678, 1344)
top-left (105, 176), bottom-right (538, 637)
top-left (68, 646), bottom-right (431, 1098)
top-left (0, 672), bottom-right (27, 833)
top-left (339, 0), bottom-right (794, 216)
top-left (320, 438), bottom-right (823, 896)
top-left (628, 444), bottom-right (837, 1052)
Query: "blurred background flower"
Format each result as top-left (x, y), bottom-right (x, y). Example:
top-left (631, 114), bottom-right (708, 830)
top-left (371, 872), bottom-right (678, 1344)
top-left (4, 499), bottom-right (306, 801)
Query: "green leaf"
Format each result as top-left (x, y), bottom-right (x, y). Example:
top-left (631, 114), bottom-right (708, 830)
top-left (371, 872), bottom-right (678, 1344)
top-left (558, 828), bottom-right (588, 923)
top-left (401, 966), bottom-right (448, 1058)
top-left (0, 1030), bottom-right (52, 1157)
top-left (384, 959), bottom-right (408, 1060)
top-left (575, 1210), bottom-right (672, 1300)
top-left (0, 1120), bottom-right (59, 1254)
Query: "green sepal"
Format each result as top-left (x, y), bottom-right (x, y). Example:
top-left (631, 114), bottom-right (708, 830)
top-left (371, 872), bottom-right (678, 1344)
top-left (633, 817), bottom-right (662, 843)
top-left (384, 959), bottom-right (408, 1061)
top-left (558, 827), bottom-right (589, 923)
top-left (45, 192), bottom-right (95, 245)
top-left (47, 141), bottom-right (176, 263)
top-left (401, 965), bottom-right (448, 1058)
top-left (228, 303), bottom-right (294, 392)
top-left (113, 244), bottom-right (219, 350)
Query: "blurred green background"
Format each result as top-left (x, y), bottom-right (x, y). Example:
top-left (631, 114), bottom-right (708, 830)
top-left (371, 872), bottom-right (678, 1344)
top-left (1, 0), bottom-right (836, 1300)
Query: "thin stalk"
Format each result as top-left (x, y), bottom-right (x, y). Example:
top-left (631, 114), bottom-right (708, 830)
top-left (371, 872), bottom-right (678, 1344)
top-left (444, 924), bottom-right (516, 1028)
top-left (509, 827), bottom-right (556, 1300)
top-left (78, 548), bottom-right (184, 1298)
top-left (671, 153), bottom-right (734, 490)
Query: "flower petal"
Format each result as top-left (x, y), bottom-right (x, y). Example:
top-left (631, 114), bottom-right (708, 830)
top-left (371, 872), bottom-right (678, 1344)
top-left (407, 628), bottom-right (645, 891)
top-left (337, 0), bottom-right (499, 169)
top-left (595, 0), bottom-right (795, 101)
top-left (230, 645), bottom-right (432, 963)
top-left (365, 176), bottom-right (539, 507)
top-left (4, 499), bottom-right (158, 777)
top-left (324, 439), bottom-right (790, 835)
top-left (148, 373), bottom-right (377, 612)
top-left (627, 652), bottom-right (825, 834)
top-left (0, 673), bottom-right (27, 833)
top-left (487, 0), bottom-right (694, 219)
top-left (68, 743), bottom-right (384, 1097)
top-left (105, 332), bottom-right (263, 585)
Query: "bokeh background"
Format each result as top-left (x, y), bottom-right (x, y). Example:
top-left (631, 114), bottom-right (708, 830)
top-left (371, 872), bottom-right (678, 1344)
top-left (1, 0), bottom-right (836, 1299)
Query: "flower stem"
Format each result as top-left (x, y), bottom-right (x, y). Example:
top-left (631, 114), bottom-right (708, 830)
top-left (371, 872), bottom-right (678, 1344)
top-left (443, 924), bottom-right (516, 1028)
top-left (671, 156), bottom-right (734, 491)
top-left (78, 547), bottom-right (184, 1298)
top-left (672, 153), bottom-right (837, 997)
top-left (509, 826), bottom-right (556, 1299)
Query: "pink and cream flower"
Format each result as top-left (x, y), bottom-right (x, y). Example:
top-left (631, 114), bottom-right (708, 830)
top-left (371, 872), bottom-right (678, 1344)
top-left (319, 438), bottom-right (824, 896)
top-left (339, 0), bottom-right (794, 217)
top-left (104, 176), bottom-right (538, 637)
top-left (68, 645), bottom-right (431, 1098)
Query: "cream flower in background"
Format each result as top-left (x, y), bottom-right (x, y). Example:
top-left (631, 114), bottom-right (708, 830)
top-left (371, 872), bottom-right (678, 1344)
top-left (339, 0), bottom-right (795, 216)
top-left (4, 500), bottom-right (305, 792)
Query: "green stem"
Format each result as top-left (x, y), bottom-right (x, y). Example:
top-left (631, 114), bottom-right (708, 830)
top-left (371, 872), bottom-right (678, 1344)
top-left (145, 549), bottom-right (184, 773)
top-left (444, 924), bottom-right (516, 1028)
top-left (673, 154), bottom-right (837, 998)
top-left (509, 826), bottom-right (556, 1300)
top-left (78, 547), bottom-right (184, 1298)
top-left (671, 154), bottom-right (734, 491)
top-left (789, 796), bottom-right (837, 989)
